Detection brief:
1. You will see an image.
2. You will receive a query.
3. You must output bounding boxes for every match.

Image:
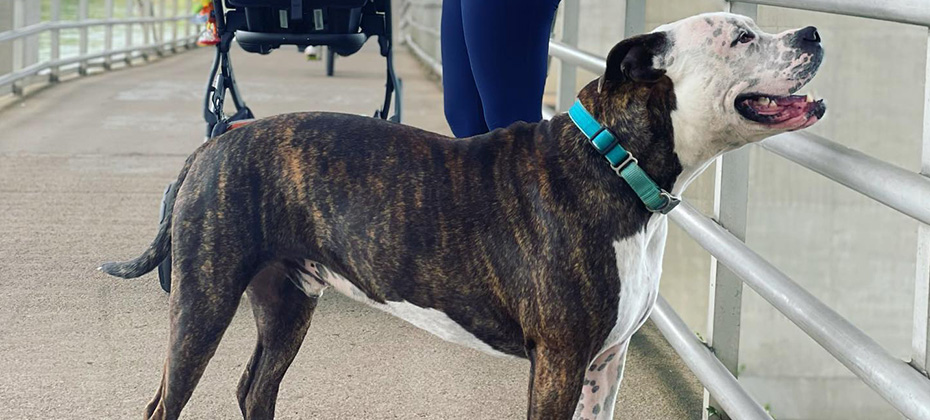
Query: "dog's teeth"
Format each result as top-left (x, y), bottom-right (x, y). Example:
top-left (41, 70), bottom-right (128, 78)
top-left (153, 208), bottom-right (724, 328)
top-left (805, 94), bottom-right (814, 103)
top-left (757, 97), bottom-right (771, 106)
top-left (769, 100), bottom-right (779, 108)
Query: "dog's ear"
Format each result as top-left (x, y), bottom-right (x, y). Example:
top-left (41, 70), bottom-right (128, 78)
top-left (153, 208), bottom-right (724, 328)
top-left (599, 32), bottom-right (669, 92)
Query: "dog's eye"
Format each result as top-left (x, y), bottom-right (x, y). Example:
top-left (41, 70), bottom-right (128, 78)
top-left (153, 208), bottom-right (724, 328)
top-left (738, 31), bottom-right (755, 44)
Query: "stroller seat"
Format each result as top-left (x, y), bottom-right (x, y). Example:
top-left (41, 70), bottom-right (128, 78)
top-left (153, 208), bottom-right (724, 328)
top-left (201, 0), bottom-right (402, 139)
top-left (227, 0), bottom-right (370, 55)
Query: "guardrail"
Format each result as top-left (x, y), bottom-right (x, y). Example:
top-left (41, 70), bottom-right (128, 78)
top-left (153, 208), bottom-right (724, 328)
top-left (401, 0), bottom-right (930, 418)
top-left (0, 0), bottom-right (201, 96)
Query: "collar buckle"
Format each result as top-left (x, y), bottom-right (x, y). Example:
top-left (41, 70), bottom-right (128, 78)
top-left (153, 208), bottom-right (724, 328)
top-left (610, 152), bottom-right (638, 176)
top-left (653, 191), bottom-right (681, 214)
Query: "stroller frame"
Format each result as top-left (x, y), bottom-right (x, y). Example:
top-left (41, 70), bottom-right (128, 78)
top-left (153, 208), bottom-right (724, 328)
top-left (202, 0), bottom-right (403, 138)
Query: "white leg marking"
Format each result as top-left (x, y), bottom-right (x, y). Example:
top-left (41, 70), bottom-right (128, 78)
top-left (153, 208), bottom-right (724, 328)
top-left (574, 217), bottom-right (668, 419)
top-left (572, 341), bottom-right (630, 420)
top-left (291, 260), bottom-right (327, 296)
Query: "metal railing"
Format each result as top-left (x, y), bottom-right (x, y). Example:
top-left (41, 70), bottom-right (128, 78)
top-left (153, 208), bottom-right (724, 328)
top-left (401, 0), bottom-right (930, 418)
top-left (0, 0), bottom-right (201, 96)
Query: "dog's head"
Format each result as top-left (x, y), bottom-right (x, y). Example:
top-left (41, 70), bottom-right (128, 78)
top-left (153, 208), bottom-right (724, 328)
top-left (597, 12), bottom-right (825, 171)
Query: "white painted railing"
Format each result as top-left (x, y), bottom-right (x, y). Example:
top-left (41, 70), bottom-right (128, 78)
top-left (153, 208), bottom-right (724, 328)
top-left (0, 0), bottom-right (201, 96)
top-left (401, 1), bottom-right (930, 419)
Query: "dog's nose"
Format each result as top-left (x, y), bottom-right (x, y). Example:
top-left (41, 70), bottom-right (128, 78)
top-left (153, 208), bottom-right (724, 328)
top-left (799, 26), bottom-right (821, 44)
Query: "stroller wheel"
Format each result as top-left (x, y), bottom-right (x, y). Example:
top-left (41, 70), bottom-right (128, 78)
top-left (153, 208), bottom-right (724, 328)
top-left (156, 182), bottom-right (174, 293)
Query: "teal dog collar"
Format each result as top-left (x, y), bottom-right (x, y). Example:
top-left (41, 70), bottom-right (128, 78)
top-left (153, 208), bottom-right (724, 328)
top-left (568, 100), bottom-right (680, 214)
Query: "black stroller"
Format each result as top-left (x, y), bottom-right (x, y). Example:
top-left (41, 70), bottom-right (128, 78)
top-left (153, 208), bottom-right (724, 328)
top-left (203, 0), bottom-right (402, 137)
top-left (157, 0), bottom-right (403, 292)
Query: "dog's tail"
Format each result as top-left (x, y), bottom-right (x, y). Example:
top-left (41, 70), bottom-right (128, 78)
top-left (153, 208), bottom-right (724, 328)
top-left (98, 152), bottom-right (197, 279)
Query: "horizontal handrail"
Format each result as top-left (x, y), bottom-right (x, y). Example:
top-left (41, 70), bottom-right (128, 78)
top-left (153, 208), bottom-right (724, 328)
top-left (404, 0), bottom-right (442, 8)
top-left (401, 17), bottom-right (440, 37)
top-left (762, 131), bottom-right (930, 226)
top-left (548, 40), bottom-right (606, 74)
top-left (403, 33), bottom-right (442, 77)
top-left (742, 0), bottom-right (930, 27)
top-left (0, 36), bottom-right (197, 89)
top-left (0, 16), bottom-right (191, 43)
top-left (651, 296), bottom-right (773, 420)
top-left (669, 201), bottom-right (930, 420)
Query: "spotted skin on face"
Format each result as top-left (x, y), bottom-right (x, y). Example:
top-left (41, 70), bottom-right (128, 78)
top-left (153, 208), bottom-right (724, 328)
top-left (650, 13), bottom-right (825, 174)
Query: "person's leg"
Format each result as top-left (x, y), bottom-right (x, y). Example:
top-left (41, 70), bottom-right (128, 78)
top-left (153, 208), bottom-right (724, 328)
top-left (441, 0), bottom-right (489, 137)
top-left (462, 0), bottom-right (560, 131)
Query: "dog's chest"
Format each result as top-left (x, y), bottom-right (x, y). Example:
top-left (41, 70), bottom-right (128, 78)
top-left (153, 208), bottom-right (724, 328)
top-left (598, 216), bottom-right (668, 356)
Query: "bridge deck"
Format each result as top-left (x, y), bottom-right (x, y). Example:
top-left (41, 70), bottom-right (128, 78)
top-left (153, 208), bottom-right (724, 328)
top-left (0, 44), bottom-right (701, 419)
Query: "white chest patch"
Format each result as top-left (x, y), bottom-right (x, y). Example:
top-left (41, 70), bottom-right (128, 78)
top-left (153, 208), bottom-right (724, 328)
top-left (292, 260), bottom-right (515, 359)
top-left (597, 216), bottom-right (668, 358)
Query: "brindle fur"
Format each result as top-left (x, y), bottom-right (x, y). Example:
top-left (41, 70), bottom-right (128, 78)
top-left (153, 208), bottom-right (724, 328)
top-left (103, 33), bottom-right (680, 420)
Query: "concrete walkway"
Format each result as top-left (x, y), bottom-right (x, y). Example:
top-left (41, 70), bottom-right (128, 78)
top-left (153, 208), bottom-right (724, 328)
top-left (0, 43), bottom-right (701, 419)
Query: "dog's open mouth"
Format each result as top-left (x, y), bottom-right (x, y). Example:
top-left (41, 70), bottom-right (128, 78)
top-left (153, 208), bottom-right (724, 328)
top-left (735, 92), bottom-right (826, 130)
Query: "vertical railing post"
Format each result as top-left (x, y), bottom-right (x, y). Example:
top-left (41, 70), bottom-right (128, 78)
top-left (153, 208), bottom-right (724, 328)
top-left (185, 0), bottom-right (193, 47)
top-left (172, 0), bottom-right (179, 51)
top-left (11, 0), bottom-right (24, 95)
top-left (913, 27), bottom-right (930, 377)
top-left (144, 0), bottom-right (153, 60)
top-left (10, 0), bottom-right (26, 95)
top-left (105, 0), bottom-right (114, 70)
top-left (78, 0), bottom-right (89, 75)
top-left (704, 3), bottom-right (756, 420)
top-left (158, 0), bottom-right (166, 55)
top-left (556, 0), bottom-right (579, 113)
top-left (623, 0), bottom-right (646, 38)
top-left (125, 0), bottom-right (134, 64)
top-left (49, 0), bottom-right (61, 83)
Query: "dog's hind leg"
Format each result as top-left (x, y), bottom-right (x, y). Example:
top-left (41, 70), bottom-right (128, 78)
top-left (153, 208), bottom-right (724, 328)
top-left (144, 260), bottom-right (251, 420)
top-left (236, 262), bottom-right (320, 419)
top-left (526, 345), bottom-right (588, 420)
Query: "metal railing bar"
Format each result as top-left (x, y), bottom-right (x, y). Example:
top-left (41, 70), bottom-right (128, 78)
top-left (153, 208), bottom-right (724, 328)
top-left (741, 0), bottom-right (930, 28)
top-left (0, 22), bottom-right (54, 42)
top-left (913, 27), bottom-right (930, 376)
top-left (0, 61), bottom-right (50, 90)
top-left (0, 17), bottom-right (191, 43)
top-left (548, 40), bottom-right (606, 74)
top-left (404, 0), bottom-right (441, 8)
top-left (556, 0), bottom-right (580, 113)
top-left (0, 35), bottom-right (198, 89)
top-left (404, 33), bottom-right (442, 77)
top-left (401, 17), bottom-right (440, 38)
top-left (651, 296), bottom-right (773, 420)
top-left (542, 105), bottom-right (556, 120)
top-left (670, 201), bottom-right (930, 419)
top-left (760, 131), bottom-right (930, 226)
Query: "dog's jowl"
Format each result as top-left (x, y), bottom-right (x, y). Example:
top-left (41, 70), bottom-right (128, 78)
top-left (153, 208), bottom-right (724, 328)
top-left (100, 12), bottom-right (825, 420)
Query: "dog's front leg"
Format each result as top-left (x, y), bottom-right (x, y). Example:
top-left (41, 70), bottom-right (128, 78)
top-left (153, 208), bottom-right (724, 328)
top-left (526, 345), bottom-right (587, 420)
top-left (572, 341), bottom-right (630, 420)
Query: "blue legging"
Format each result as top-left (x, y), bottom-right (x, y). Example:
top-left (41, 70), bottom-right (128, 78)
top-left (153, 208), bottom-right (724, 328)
top-left (441, 0), bottom-right (561, 138)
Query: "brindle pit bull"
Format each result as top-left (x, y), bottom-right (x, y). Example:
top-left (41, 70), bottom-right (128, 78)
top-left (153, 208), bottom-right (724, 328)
top-left (101, 12), bottom-right (825, 420)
